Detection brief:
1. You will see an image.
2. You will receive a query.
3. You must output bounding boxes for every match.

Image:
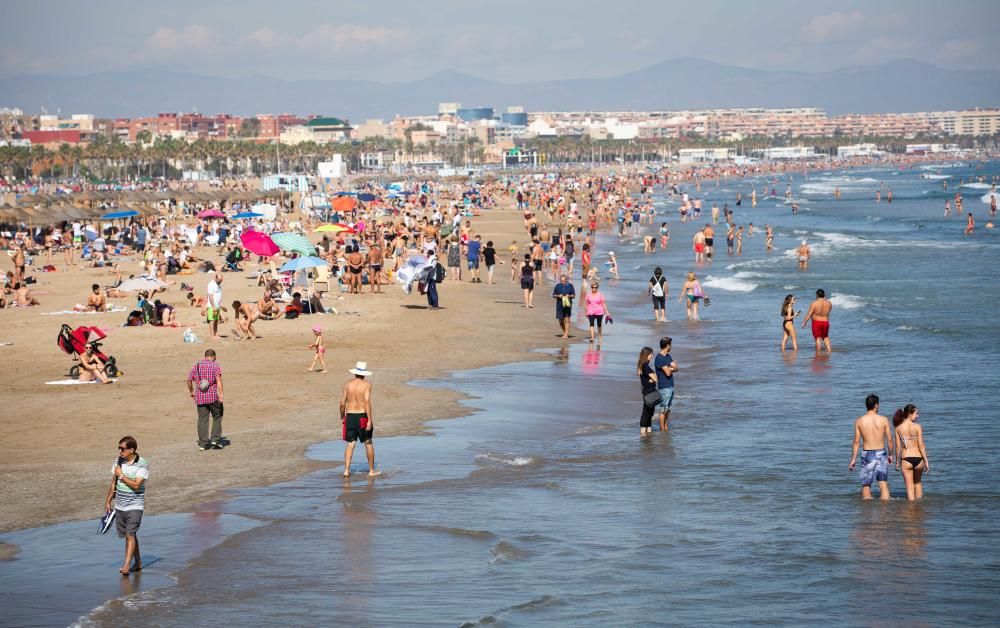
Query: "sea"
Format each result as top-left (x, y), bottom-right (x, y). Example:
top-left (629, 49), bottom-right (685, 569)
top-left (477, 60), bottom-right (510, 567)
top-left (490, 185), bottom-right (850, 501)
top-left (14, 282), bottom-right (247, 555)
top-left (2, 161), bottom-right (1000, 627)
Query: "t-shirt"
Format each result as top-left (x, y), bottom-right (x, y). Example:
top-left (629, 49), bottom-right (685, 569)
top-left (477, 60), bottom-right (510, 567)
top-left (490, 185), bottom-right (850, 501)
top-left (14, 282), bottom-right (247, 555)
top-left (585, 291), bottom-right (606, 316)
top-left (654, 353), bottom-right (674, 389)
top-left (206, 280), bottom-right (222, 308)
top-left (483, 246), bottom-right (496, 266)
top-left (640, 362), bottom-right (657, 395)
top-left (650, 276), bottom-right (666, 297)
top-left (112, 456), bottom-right (149, 511)
top-left (466, 240), bottom-right (482, 261)
top-left (552, 282), bottom-right (575, 300)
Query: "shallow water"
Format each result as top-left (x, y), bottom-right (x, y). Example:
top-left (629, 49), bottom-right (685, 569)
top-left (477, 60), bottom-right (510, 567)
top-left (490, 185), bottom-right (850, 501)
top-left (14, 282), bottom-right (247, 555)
top-left (4, 162), bottom-right (1000, 626)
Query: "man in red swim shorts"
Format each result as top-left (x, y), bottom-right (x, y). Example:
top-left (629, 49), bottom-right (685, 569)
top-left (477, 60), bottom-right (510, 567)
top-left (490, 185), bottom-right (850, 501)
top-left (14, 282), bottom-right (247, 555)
top-left (802, 288), bottom-right (833, 353)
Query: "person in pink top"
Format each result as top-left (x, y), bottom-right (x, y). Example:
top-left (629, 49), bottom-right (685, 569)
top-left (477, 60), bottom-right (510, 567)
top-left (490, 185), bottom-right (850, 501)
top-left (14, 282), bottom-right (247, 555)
top-left (584, 281), bottom-right (612, 343)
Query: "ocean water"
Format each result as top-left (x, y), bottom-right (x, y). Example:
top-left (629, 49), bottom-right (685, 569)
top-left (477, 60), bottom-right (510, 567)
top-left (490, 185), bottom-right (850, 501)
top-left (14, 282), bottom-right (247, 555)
top-left (4, 162), bottom-right (1000, 626)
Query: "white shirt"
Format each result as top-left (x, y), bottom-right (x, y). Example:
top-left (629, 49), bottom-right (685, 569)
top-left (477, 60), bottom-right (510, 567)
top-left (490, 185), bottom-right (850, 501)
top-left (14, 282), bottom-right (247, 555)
top-left (206, 280), bottom-right (222, 308)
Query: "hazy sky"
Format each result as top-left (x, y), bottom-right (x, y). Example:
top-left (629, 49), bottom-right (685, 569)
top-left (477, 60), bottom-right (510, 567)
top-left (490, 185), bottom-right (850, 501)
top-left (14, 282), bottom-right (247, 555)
top-left (2, 0), bottom-right (997, 81)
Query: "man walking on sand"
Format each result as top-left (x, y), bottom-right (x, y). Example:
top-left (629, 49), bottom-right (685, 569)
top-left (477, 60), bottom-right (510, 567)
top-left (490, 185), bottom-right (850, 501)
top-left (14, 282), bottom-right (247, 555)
top-left (848, 394), bottom-right (894, 500)
top-left (341, 361), bottom-right (380, 478)
top-left (187, 348), bottom-right (226, 450)
top-left (801, 288), bottom-right (833, 353)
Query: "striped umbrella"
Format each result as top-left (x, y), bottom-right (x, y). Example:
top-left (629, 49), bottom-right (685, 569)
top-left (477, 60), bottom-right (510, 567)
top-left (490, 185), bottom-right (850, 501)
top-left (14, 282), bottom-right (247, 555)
top-left (270, 232), bottom-right (316, 256)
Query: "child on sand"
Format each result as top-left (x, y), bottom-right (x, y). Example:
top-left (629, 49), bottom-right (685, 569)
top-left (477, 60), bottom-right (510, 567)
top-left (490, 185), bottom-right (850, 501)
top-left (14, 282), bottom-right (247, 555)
top-left (308, 325), bottom-right (327, 373)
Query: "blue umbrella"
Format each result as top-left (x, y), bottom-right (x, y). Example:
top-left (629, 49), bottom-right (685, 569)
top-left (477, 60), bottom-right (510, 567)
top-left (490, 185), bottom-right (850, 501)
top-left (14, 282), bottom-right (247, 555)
top-left (232, 211), bottom-right (264, 219)
top-left (280, 256), bottom-right (329, 272)
top-left (333, 191), bottom-right (358, 196)
top-left (358, 193), bottom-right (377, 202)
top-left (101, 209), bottom-right (139, 220)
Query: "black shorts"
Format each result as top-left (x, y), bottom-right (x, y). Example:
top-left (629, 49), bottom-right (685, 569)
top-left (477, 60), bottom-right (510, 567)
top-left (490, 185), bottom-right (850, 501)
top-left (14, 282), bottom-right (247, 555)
top-left (343, 412), bottom-right (373, 443)
top-left (587, 314), bottom-right (603, 328)
top-left (533, 260), bottom-right (542, 271)
top-left (651, 295), bottom-right (665, 309)
top-left (557, 305), bottom-right (572, 319)
top-left (704, 238), bottom-right (714, 247)
top-left (520, 277), bottom-right (534, 290)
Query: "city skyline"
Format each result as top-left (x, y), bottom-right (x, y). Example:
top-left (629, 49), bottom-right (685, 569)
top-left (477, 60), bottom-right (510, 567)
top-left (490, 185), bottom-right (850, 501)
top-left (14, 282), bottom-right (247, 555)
top-left (1, 0), bottom-right (998, 83)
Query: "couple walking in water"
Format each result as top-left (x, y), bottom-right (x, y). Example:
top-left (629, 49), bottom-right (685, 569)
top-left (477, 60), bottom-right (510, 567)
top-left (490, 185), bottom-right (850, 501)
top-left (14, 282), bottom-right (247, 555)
top-left (848, 394), bottom-right (930, 501)
top-left (781, 288), bottom-right (832, 353)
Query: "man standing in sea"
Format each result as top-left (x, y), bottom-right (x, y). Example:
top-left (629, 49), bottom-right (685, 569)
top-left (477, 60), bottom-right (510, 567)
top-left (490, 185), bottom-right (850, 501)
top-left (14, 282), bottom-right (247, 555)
top-left (340, 361), bottom-right (380, 478)
top-left (801, 288), bottom-right (833, 353)
top-left (848, 394), bottom-right (893, 500)
top-left (654, 337), bottom-right (679, 431)
top-left (552, 274), bottom-right (575, 339)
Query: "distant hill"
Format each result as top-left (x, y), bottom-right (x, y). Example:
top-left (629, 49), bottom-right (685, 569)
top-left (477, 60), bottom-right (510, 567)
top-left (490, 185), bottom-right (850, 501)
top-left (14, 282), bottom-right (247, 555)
top-left (2, 58), bottom-right (997, 120)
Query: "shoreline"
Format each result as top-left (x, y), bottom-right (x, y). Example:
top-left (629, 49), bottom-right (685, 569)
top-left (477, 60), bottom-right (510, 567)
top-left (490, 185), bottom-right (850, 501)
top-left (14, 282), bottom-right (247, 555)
top-left (0, 154), bottom-right (973, 535)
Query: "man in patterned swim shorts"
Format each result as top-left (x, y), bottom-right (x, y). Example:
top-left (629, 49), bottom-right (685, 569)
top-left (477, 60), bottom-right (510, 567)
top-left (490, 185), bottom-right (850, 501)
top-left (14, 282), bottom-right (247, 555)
top-left (848, 394), bottom-right (894, 500)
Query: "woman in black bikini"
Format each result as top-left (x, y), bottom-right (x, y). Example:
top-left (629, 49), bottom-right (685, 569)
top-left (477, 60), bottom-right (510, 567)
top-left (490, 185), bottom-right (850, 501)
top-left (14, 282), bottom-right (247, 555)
top-left (893, 404), bottom-right (930, 500)
top-left (780, 294), bottom-right (800, 352)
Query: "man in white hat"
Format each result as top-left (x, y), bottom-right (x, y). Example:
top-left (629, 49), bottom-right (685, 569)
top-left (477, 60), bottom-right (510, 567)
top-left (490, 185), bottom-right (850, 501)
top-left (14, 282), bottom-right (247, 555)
top-left (340, 361), bottom-right (380, 477)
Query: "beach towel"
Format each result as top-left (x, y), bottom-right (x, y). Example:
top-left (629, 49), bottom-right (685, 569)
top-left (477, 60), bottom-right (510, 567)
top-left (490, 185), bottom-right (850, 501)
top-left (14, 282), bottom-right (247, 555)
top-left (41, 306), bottom-right (127, 316)
top-left (45, 378), bottom-right (118, 385)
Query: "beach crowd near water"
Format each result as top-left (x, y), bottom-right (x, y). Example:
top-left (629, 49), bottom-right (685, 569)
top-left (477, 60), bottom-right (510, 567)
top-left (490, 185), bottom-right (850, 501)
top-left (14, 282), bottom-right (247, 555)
top-left (1, 150), bottom-right (998, 623)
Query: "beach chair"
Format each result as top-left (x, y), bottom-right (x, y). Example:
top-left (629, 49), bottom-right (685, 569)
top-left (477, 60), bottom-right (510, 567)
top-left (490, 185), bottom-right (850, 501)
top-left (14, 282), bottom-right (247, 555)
top-left (269, 260), bottom-right (293, 288)
top-left (312, 265), bottom-right (330, 297)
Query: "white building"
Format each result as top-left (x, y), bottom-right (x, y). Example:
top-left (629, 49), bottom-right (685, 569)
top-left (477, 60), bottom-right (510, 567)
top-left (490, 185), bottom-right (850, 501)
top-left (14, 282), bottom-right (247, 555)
top-left (762, 146), bottom-right (817, 160)
top-left (678, 148), bottom-right (736, 164)
top-left (836, 143), bottom-right (884, 158)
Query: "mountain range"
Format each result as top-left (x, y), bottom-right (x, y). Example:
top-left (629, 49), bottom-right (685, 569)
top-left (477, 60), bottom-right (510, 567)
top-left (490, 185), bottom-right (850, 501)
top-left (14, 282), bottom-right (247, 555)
top-left (2, 58), bottom-right (997, 121)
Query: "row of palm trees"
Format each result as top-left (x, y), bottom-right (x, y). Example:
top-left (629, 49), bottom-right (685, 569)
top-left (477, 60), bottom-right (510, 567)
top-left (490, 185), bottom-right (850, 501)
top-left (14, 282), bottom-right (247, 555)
top-left (0, 131), bottom-right (988, 181)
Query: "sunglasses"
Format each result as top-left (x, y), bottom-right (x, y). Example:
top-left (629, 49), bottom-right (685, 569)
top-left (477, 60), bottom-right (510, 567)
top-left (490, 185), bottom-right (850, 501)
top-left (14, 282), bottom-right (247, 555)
top-left (118, 446), bottom-right (130, 451)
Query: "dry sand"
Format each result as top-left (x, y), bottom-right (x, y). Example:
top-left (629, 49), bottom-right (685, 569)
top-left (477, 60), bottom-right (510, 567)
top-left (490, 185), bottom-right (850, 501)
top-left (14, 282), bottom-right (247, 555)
top-left (0, 206), bottom-right (564, 533)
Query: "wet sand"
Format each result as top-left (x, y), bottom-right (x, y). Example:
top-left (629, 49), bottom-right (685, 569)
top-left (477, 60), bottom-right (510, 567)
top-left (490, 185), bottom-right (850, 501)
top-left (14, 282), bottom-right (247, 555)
top-left (0, 204), bottom-right (562, 533)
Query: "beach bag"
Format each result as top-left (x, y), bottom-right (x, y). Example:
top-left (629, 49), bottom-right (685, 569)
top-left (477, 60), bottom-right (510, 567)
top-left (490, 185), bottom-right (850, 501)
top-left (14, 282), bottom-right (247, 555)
top-left (692, 282), bottom-right (704, 298)
top-left (643, 391), bottom-right (661, 407)
top-left (434, 262), bottom-right (446, 283)
top-left (650, 276), bottom-right (665, 297)
top-left (126, 310), bottom-right (144, 326)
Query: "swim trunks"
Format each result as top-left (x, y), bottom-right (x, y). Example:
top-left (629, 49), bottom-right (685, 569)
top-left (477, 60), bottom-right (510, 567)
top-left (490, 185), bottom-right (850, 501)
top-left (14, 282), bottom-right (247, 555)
top-left (206, 307), bottom-right (220, 322)
top-left (343, 412), bottom-right (372, 443)
top-left (704, 238), bottom-right (714, 247)
top-left (694, 243), bottom-right (704, 253)
top-left (859, 449), bottom-right (888, 486)
top-left (811, 320), bottom-right (829, 339)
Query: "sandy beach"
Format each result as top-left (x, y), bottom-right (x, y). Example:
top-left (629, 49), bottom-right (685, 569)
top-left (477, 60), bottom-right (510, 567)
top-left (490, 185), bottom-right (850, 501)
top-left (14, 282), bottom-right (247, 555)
top-left (0, 202), bottom-right (563, 533)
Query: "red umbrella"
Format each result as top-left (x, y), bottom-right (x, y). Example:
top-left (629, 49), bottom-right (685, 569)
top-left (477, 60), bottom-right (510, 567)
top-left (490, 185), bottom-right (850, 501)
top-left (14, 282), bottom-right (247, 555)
top-left (240, 230), bottom-right (280, 257)
top-left (197, 208), bottom-right (226, 219)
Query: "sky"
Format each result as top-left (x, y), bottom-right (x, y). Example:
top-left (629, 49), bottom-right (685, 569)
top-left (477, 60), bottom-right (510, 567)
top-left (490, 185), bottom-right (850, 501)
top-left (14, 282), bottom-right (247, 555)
top-left (1, 0), bottom-right (998, 82)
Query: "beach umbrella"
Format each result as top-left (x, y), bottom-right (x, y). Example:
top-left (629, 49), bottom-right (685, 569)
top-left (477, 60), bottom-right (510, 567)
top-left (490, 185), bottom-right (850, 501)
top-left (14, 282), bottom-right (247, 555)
top-left (240, 231), bottom-right (280, 257)
top-left (314, 223), bottom-right (356, 234)
top-left (333, 191), bottom-right (358, 196)
top-left (232, 211), bottom-right (264, 219)
top-left (332, 196), bottom-right (357, 212)
top-left (279, 256), bottom-right (328, 273)
top-left (197, 208), bottom-right (226, 219)
top-left (358, 193), bottom-right (377, 202)
top-left (117, 277), bottom-right (168, 293)
top-left (270, 232), bottom-right (316, 256)
top-left (101, 209), bottom-right (139, 220)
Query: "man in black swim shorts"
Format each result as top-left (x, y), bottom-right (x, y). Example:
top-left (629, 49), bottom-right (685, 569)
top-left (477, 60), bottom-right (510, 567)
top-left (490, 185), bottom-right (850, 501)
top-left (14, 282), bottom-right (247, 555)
top-left (340, 361), bottom-right (380, 477)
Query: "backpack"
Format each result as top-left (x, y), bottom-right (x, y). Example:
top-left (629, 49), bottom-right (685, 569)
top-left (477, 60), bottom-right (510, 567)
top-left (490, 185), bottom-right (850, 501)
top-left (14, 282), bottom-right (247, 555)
top-left (650, 276), bottom-right (665, 297)
top-left (434, 262), bottom-right (446, 283)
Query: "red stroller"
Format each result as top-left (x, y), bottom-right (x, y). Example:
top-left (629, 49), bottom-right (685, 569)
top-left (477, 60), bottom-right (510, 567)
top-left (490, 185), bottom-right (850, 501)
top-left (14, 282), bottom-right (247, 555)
top-left (57, 324), bottom-right (122, 378)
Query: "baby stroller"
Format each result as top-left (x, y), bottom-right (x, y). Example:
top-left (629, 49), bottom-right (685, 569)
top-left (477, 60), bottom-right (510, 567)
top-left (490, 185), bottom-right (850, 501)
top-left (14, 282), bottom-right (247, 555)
top-left (57, 324), bottom-right (122, 378)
